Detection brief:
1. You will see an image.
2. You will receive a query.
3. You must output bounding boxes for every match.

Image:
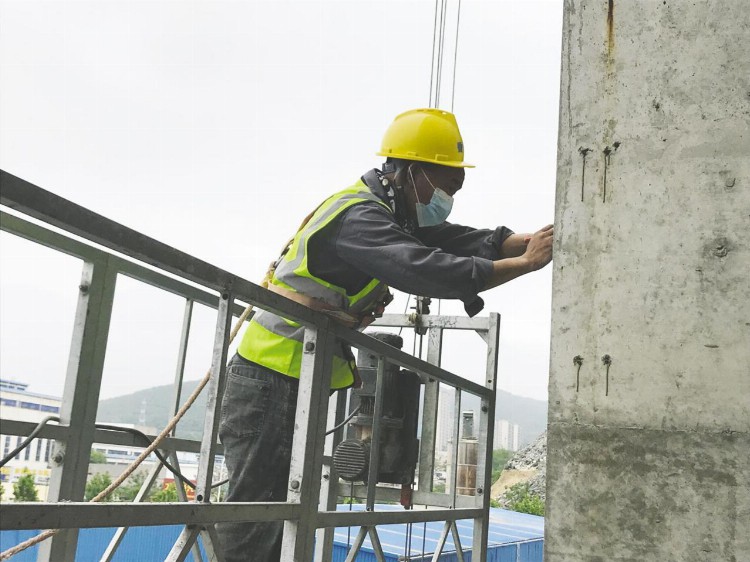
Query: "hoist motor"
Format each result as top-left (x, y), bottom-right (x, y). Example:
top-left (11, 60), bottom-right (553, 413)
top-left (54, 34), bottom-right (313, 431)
top-left (333, 333), bottom-right (421, 485)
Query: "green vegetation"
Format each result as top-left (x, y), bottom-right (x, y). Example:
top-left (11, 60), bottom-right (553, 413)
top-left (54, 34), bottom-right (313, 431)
top-left (491, 448), bottom-right (513, 483)
top-left (116, 471), bottom-right (146, 501)
top-left (97, 382), bottom-right (208, 441)
top-left (85, 472), bottom-right (113, 501)
top-left (84, 472), bottom-right (191, 502)
top-left (13, 470), bottom-right (39, 502)
top-left (90, 449), bottom-right (107, 464)
top-left (84, 470), bottom-right (154, 502)
top-left (151, 483), bottom-right (179, 502)
top-left (503, 482), bottom-right (544, 516)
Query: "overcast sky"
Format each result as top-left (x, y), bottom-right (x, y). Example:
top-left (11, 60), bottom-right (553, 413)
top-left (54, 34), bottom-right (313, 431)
top-left (0, 1), bottom-right (563, 406)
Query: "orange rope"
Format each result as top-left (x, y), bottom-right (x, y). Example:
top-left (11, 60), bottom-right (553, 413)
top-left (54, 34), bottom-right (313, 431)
top-left (0, 302), bottom-right (256, 561)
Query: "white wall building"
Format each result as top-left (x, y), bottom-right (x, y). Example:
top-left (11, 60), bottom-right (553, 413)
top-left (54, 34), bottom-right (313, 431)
top-left (0, 378), bottom-right (60, 500)
top-left (435, 386), bottom-right (456, 455)
top-left (493, 419), bottom-right (520, 452)
top-left (1, 378), bottom-right (218, 502)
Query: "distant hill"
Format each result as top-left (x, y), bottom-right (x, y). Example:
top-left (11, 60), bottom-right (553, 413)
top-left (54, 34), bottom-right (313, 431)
top-left (97, 381), bottom-right (208, 441)
top-left (462, 391), bottom-right (547, 447)
top-left (98, 380), bottom-right (548, 446)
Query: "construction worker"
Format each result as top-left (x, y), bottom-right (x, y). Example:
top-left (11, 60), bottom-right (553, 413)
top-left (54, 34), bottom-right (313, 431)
top-left (217, 108), bottom-right (553, 562)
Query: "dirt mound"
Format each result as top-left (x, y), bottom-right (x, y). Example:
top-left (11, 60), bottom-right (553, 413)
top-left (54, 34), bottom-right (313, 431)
top-left (491, 432), bottom-right (546, 504)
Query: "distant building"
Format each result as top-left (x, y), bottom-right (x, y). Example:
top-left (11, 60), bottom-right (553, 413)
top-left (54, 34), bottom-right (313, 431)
top-left (0, 378), bottom-right (60, 500)
top-left (0, 378), bottom-right (220, 501)
top-left (435, 386), bottom-right (456, 454)
top-left (494, 419), bottom-right (520, 452)
top-left (436, 388), bottom-right (522, 453)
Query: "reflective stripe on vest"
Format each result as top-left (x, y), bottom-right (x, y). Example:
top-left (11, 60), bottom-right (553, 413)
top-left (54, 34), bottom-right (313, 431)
top-left (238, 181), bottom-right (391, 389)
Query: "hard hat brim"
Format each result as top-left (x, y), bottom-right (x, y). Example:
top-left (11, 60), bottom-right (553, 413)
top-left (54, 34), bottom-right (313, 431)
top-left (376, 152), bottom-right (475, 168)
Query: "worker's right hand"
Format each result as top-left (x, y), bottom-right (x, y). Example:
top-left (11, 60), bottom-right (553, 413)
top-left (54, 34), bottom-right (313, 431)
top-left (522, 224), bottom-right (554, 271)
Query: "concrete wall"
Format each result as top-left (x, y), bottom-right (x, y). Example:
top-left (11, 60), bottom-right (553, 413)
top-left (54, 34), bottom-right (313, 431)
top-left (547, 1), bottom-right (750, 561)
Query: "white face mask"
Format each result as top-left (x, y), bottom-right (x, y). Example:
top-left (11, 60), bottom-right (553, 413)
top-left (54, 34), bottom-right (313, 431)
top-left (409, 166), bottom-right (454, 227)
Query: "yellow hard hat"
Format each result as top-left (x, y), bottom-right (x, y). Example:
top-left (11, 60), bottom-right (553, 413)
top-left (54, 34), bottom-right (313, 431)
top-left (377, 108), bottom-right (475, 168)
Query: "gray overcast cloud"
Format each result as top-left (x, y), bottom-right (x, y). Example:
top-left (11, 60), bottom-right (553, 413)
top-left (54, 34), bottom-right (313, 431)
top-left (0, 1), bottom-right (562, 401)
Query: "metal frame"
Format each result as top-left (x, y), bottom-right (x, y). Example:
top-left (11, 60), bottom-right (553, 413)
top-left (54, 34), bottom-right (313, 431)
top-left (0, 170), bottom-right (500, 562)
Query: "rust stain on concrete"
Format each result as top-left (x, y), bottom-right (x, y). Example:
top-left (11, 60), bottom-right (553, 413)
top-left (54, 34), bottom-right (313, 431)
top-left (607, 0), bottom-right (615, 58)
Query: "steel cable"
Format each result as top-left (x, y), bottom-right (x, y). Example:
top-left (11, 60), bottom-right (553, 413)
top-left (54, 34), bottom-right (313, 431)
top-left (450, 0), bottom-right (462, 112)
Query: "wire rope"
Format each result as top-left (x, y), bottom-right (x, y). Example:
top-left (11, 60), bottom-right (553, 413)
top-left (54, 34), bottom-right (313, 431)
top-left (450, 0), bottom-right (462, 112)
top-left (435, 0), bottom-right (448, 107)
top-left (0, 417), bottom-right (231, 491)
top-left (428, 0), bottom-right (462, 111)
top-left (0, 416), bottom-right (60, 469)
top-left (429, 0), bottom-right (440, 107)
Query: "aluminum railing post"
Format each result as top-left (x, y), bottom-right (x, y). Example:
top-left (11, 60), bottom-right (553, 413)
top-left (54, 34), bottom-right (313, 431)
top-left (280, 324), bottom-right (335, 561)
top-left (194, 292), bottom-right (233, 504)
top-left (196, 292), bottom-right (233, 562)
top-left (171, 299), bottom-right (194, 421)
top-left (168, 292), bottom-right (232, 562)
top-left (365, 356), bottom-right (387, 510)
top-left (313, 389), bottom-right (348, 561)
top-left (419, 326), bottom-right (444, 491)
top-left (38, 258), bottom-right (117, 562)
top-left (472, 312), bottom-right (500, 562)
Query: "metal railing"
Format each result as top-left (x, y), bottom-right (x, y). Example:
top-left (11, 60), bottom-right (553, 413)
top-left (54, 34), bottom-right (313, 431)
top-left (0, 169), bottom-right (500, 562)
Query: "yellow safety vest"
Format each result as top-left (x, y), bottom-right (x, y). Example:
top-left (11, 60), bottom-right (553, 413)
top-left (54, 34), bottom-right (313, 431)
top-left (238, 180), bottom-right (392, 389)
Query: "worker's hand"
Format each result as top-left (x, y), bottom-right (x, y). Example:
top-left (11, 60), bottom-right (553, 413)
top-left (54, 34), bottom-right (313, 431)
top-left (522, 224), bottom-right (553, 271)
top-left (500, 233), bottom-right (533, 258)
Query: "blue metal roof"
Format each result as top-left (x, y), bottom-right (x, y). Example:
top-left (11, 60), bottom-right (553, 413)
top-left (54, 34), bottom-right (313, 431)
top-left (333, 504), bottom-right (544, 562)
top-left (0, 507), bottom-right (543, 562)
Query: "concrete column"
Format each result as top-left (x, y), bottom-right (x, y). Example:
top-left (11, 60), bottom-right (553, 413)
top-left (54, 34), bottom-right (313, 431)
top-left (547, 1), bottom-right (750, 561)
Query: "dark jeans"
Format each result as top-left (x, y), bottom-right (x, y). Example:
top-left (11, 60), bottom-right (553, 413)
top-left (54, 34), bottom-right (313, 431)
top-left (217, 354), bottom-right (298, 562)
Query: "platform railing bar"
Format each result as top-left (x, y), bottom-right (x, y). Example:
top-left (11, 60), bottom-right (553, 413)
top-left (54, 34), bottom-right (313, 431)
top-left (165, 525), bottom-right (200, 562)
top-left (0, 170), bottom-right (498, 560)
top-left (335, 483), bottom-right (478, 509)
top-left (0, 419), bottom-right (220, 455)
top-left (0, 171), bottom-right (491, 398)
top-left (372, 314), bottom-right (489, 330)
top-left (169, 452), bottom-right (207, 562)
top-left (338, 327), bottom-right (489, 397)
top-left (344, 526), bottom-right (368, 562)
top-left (315, 508), bottom-right (483, 528)
top-left (0, 502), bottom-right (302, 530)
top-left (367, 527), bottom-right (386, 561)
top-left (0, 503), bottom-right (482, 530)
top-left (451, 520), bottom-right (466, 562)
top-left (99, 456), bottom-right (165, 562)
top-left (0, 211), bottom-right (247, 319)
top-left (1, 170), bottom-right (239, 297)
top-left (432, 520), bottom-right (452, 561)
